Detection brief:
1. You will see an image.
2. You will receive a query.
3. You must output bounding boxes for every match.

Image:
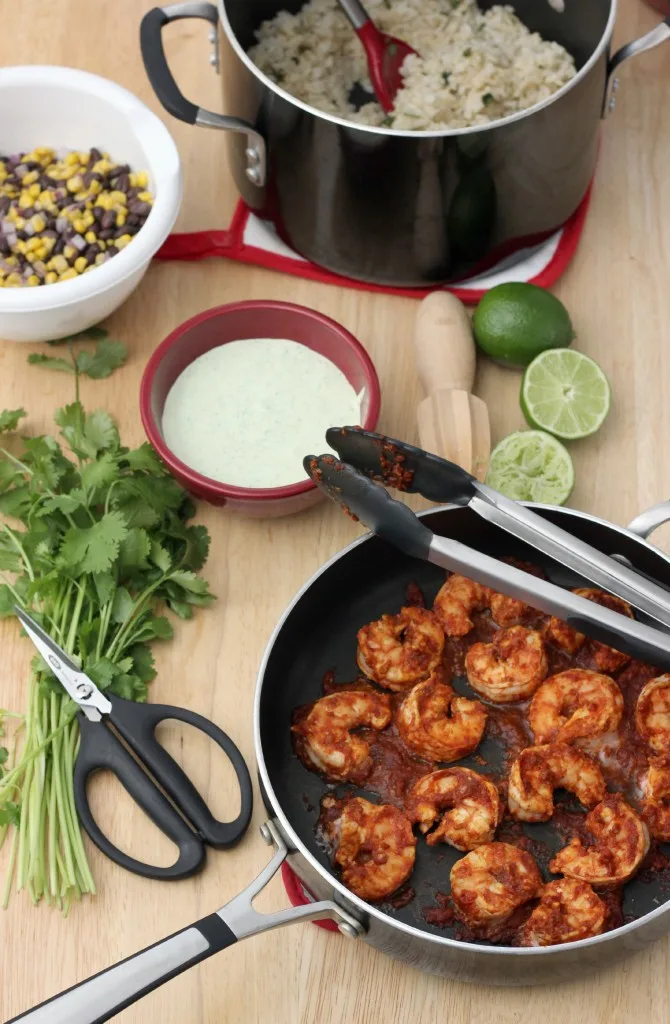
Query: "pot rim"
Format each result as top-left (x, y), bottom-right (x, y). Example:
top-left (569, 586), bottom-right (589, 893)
top-left (254, 501), bottom-right (670, 957)
top-left (218, 0), bottom-right (616, 139)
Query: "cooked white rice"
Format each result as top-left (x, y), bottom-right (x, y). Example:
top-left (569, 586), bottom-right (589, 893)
top-left (248, 0), bottom-right (576, 131)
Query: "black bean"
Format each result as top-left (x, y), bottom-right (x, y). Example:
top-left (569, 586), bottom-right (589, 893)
top-left (116, 173), bottom-right (130, 192)
top-left (16, 230), bottom-right (27, 241)
top-left (126, 214), bottom-right (139, 226)
top-left (22, 207), bottom-right (34, 219)
top-left (90, 172), bottom-right (103, 183)
top-left (42, 229), bottom-right (58, 239)
top-left (0, 237), bottom-right (9, 255)
top-left (84, 244), bottom-right (99, 262)
top-left (106, 245), bottom-right (118, 256)
top-left (53, 238), bottom-right (65, 255)
top-left (109, 163), bottom-right (130, 179)
top-left (101, 210), bottom-right (116, 229)
top-left (123, 224), bottom-right (140, 236)
top-left (89, 147), bottom-right (103, 163)
top-left (127, 187), bottom-right (141, 199)
top-left (98, 228), bottom-right (114, 240)
top-left (92, 205), bottom-right (104, 220)
top-left (0, 196), bottom-right (10, 214)
top-left (40, 175), bottom-right (57, 188)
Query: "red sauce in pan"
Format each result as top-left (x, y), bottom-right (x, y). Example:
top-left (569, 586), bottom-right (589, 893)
top-left (293, 573), bottom-right (670, 945)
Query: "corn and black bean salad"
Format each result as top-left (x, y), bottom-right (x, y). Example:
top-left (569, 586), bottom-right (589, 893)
top-left (0, 147), bottom-right (154, 287)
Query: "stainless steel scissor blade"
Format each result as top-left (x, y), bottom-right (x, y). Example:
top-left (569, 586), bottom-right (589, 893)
top-left (14, 606), bottom-right (112, 722)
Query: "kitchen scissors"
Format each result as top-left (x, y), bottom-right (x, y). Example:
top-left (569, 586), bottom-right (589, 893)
top-left (15, 606), bottom-right (253, 881)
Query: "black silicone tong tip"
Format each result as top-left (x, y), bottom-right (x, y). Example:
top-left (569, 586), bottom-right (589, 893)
top-left (303, 455), bottom-right (433, 562)
top-left (325, 426), bottom-right (477, 505)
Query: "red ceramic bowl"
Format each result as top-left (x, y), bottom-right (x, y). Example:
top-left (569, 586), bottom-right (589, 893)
top-left (140, 300), bottom-right (381, 518)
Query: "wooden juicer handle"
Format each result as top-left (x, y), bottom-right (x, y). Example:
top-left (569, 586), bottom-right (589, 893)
top-left (414, 292), bottom-right (491, 481)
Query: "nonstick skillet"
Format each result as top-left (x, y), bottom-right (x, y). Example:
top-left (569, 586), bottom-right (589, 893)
top-left (11, 501), bottom-right (670, 1023)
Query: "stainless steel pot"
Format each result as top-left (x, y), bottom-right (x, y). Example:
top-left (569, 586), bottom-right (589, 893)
top-left (12, 499), bottom-right (670, 1022)
top-left (140, 1), bottom-right (670, 286)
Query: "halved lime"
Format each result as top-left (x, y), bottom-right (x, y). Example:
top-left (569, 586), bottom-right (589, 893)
top-left (486, 430), bottom-right (574, 505)
top-left (521, 349), bottom-right (611, 440)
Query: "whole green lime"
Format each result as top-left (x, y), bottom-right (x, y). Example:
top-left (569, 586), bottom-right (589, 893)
top-left (472, 283), bottom-right (575, 368)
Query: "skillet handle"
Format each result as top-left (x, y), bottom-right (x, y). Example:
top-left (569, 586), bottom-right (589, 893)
top-left (627, 501), bottom-right (670, 542)
top-left (604, 16), bottom-right (670, 116)
top-left (6, 821), bottom-right (363, 1024)
top-left (139, 3), bottom-right (267, 186)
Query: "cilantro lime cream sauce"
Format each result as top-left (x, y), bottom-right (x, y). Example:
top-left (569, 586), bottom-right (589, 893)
top-left (161, 338), bottom-right (363, 488)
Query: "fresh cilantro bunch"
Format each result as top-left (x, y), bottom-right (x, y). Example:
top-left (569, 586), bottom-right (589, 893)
top-left (0, 401), bottom-right (213, 911)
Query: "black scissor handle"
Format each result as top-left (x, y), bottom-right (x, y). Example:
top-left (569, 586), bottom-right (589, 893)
top-left (74, 714), bottom-right (206, 880)
top-left (106, 694), bottom-right (253, 849)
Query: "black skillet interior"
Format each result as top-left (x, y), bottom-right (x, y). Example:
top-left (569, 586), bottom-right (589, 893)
top-left (259, 505), bottom-right (670, 944)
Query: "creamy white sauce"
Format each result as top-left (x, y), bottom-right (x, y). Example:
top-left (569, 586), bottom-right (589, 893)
top-left (161, 338), bottom-right (363, 488)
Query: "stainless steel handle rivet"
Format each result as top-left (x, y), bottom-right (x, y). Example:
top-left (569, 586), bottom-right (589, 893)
top-left (245, 147), bottom-right (260, 165)
top-left (338, 921), bottom-right (360, 939)
top-left (208, 27), bottom-right (217, 42)
top-left (259, 822), bottom-right (274, 845)
top-left (246, 168), bottom-right (262, 185)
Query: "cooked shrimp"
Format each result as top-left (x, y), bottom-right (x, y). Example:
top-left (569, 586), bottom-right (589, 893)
top-left (550, 794), bottom-right (649, 887)
top-left (529, 669), bottom-right (623, 749)
top-left (488, 590), bottom-right (533, 627)
top-left (465, 625), bottom-right (548, 703)
top-left (518, 878), bottom-right (606, 947)
top-left (545, 589), bottom-right (634, 673)
top-left (508, 743), bottom-right (606, 822)
top-left (406, 768), bottom-right (501, 850)
top-left (636, 674), bottom-right (670, 754)
top-left (433, 574), bottom-right (531, 637)
top-left (396, 677), bottom-right (487, 762)
top-left (641, 757), bottom-right (670, 841)
top-left (357, 606), bottom-right (444, 691)
top-left (292, 690), bottom-right (391, 783)
top-left (322, 795), bottom-right (416, 902)
top-left (433, 575), bottom-right (489, 637)
top-left (450, 842), bottom-right (542, 937)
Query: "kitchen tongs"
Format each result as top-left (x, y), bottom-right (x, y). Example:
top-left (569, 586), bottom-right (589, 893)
top-left (303, 429), bottom-right (670, 671)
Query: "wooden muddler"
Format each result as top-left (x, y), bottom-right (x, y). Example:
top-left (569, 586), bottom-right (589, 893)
top-left (414, 292), bottom-right (491, 481)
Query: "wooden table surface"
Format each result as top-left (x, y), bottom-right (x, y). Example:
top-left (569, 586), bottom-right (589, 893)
top-left (2, 0), bottom-right (670, 1020)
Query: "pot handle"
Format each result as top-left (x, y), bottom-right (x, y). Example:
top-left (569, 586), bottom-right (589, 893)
top-left (139, 2), bottom-right (267, 186)
top-left (604, 16), bottom-right (670, 117)
top-left (627, 500), bottom-right (670, 541)
top-left (7, 820), bottom-right (363, 1024)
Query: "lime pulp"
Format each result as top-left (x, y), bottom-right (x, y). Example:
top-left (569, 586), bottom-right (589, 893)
top-left (485, 430), bottom-right (575, 505)
top-left (520, 348), bottom-right (611, 440)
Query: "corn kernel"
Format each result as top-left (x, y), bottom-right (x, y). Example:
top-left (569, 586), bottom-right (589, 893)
top-left (88, 180), bottom-right (102, 196)
top-left (17, 192), bottom-right (32, 208)
top-left (73, 217), bottom-right (87, 233)
top-left (28, 183), bottom-right (41, 199)
top-left (63, 245), bottom-right (76, 260)
top-left (59, 268), bottom-right (78, 280)
top-left (95, 253), bottom-right (106, 266)
top-left (22, 170), bottom-right (39, 186)
top-left (67, 175), bottom-right (85, 193)
top-left (31, 214), bottom-right (46, 233)
top-left (26, 237), bottom-right (41, 253)
top-left (137, 190), bottom-right (152, 202)
top-left (14, 241), bottom-right (27, 255)
top-left (5, 255), bottom-right (17, 266)
top-left (116, 211), bottom-right (126, 227)
top-left (5, 273), bottom-right (21, 286)
top-left (74, 256), bottom-right (88, 273)
top-left (85, 230), bottom-right (97, 243)
top-left (26, 275), bottom-right (39, 286)
top-left (45, 271), bottom-right (58, 284)
top-left (79, 152), bottom-right (90, 165)
top-left (115, 234), bottom-right (133, 250)
top-left (51, 255), bottom-right (68, 273)
top-left (65, 152), bottom-right (79, 166)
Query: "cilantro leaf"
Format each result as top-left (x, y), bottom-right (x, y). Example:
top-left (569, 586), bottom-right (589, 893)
top-left (55, 402), bottom-right (86, 453)
top-left (80, 453), bottom-right (119, 494)
top-left (0, 747), bottom-right (8, 766)
top-left (27, 353), bottom-right (75, 374)
top-left (170, 570), bottom-right (211, 595)
top-left (118, 528), bottom-right (151, 574)
top-left (93, 572), bottom-right (115, 606)
top-left (111, 587), bottom-right (134, 624)
top-left (60, 511), bottom-right (128, 574)
top-left (109, 673), bottom-right (148, 702)
top-left (84, 411), bottom-right (119, 454)
top-left (0, 801), bottom-right (20, 827)
top-left (37, 492), bottom-right (85, 517)
top-left (130, 643), bottom-right (157, 683)
top-left (122, 444), bottom-right (164, 475)
top-left (0, 584), bottom-right (16, 617)
top-left (76, 339), bottom-right (127, 380)
top-left (86, 657), bottom-right (118, 690)
top-left (150, 541), bottom-right (172, 573)
top-left (0, 409), bottom-right (27, 433)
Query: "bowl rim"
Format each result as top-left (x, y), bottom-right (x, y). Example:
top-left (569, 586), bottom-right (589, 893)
top-left (0, 64), bottom-right (182, 312)
top-left (139, 300), bottom-right (382, 501)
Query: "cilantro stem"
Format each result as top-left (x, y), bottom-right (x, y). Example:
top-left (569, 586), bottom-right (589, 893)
top-left (2, 828), bottom-right (18, 909)
top-left (1, 525), bottom-right (34, 582)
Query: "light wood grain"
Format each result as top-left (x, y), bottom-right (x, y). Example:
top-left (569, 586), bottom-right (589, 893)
top-left (1, 1), bottom-right (670, 1021)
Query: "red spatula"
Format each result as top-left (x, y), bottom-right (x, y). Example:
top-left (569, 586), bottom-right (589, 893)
top-left (338, 0), bottom-right (417, 112)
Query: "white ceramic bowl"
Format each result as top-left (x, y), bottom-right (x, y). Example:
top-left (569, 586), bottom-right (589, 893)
top-left (0, 66), bottom-right (182, 343)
